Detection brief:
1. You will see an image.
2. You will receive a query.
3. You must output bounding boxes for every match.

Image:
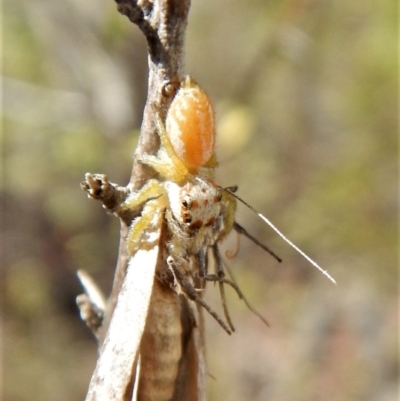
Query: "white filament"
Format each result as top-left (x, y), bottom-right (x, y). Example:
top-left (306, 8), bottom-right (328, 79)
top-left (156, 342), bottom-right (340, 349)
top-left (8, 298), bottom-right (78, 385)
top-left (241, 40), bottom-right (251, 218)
top-left (257, 211), bottom-right (337, 285)
top-left (226, 188), bottom-right (337, 285)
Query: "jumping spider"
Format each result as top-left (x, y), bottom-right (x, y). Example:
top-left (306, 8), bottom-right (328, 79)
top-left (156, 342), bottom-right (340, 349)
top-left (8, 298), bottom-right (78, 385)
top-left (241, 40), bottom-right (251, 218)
top-left (119, 75), bottom-right (335, 334)
top-left (120, 76), bottom-right (279, 334)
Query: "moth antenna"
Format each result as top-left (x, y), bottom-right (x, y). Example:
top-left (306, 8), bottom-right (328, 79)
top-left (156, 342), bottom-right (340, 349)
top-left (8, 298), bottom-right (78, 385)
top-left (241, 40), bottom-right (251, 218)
top-left (226, 189), bottom-right (337, 285)
top-left (225, 230), bottom-right (241, 259)
top-left (233, 222), bottom-right (282, 263)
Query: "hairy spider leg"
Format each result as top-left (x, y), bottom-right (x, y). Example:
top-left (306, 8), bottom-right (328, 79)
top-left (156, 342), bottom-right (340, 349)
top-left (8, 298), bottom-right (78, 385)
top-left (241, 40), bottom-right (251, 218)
top-left (127, 200), bottom-right (164, 253)
top-left (121, 179), bottom-right (167, 254)
top-left (123, 179), bottom-right (165, 209)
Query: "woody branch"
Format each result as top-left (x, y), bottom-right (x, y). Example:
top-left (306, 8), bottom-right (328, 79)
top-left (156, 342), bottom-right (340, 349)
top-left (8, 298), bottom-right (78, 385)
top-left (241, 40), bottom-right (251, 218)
top-left (79, 0), bottom-right (190, 343)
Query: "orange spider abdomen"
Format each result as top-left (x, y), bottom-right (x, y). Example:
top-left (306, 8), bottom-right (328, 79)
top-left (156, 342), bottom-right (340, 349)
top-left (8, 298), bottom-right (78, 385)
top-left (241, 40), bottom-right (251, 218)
top-left (166, 76), bottom-right (215, 170)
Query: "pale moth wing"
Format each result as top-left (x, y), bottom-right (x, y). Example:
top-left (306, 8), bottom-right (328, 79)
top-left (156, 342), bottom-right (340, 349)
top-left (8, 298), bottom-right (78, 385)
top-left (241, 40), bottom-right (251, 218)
top-left (84, 225), bottom-right (161, 401)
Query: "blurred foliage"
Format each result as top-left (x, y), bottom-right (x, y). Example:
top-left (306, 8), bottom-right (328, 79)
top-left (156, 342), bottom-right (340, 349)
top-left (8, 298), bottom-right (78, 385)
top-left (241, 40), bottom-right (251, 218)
top-left (3, 0), bottom-right (397, 400)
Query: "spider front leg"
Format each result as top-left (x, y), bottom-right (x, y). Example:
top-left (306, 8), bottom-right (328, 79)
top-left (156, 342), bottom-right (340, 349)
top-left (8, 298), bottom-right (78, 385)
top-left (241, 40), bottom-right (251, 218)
top-left (120, 179), bottom-right (166, 254)
top-left (166, 256), bottom-right (232, 335)
top-left (121, 179), bottom-right (165, 212)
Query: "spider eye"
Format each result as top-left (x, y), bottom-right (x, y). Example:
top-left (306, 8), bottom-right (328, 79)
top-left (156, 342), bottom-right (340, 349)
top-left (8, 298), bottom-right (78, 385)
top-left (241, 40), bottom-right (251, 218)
top-left (182, 196), bottom-right (192, 209)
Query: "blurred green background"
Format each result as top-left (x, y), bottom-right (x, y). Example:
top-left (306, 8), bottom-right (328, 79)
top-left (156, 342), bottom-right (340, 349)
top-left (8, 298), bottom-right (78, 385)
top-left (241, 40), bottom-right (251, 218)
top-left (3, 0), bottom-right (397, 400)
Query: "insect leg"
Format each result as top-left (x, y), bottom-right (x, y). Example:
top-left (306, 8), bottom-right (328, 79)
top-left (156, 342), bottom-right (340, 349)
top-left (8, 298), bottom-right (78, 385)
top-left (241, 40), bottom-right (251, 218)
top-left (219, 261), bottom-right (271, 328)
top-left (203, 247), bottom-right (270, 328)
top-left (211, 245), bottom-right (235, 332)
top-left (166, 256), bottom-right (232, 335)
top-left (195, 246), bottom-right (235, 332)
top-left (197, 247), bottom-right (207, 279)
top-left (194, 246), bottom-right (235, 332)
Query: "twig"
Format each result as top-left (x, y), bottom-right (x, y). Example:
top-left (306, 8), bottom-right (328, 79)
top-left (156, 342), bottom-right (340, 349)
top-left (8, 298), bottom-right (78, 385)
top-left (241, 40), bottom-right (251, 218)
top-left (78, 1), bottom-right (204, 400)
top-left (102, 0), bottom-right (191, 344)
